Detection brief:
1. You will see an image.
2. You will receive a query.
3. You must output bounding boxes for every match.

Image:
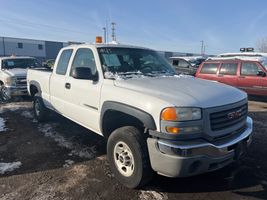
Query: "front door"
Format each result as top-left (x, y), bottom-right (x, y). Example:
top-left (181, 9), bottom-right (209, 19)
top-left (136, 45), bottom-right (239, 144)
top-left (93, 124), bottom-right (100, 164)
top-left (64, 48), bottom-right (102, 133)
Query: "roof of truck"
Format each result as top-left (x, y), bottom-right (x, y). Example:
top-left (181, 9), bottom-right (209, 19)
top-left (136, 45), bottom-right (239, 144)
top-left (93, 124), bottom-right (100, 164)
top-left (65, 43), bottom-right (152, 50)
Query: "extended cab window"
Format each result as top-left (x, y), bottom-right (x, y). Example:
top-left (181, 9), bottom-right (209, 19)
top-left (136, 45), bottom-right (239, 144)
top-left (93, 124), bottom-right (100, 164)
top-left (219, 63), bottom-right (238, 75)
top-left (56, 49), bottom-right (73, 75)
top-left (200, 63), bottom-right (219, 74)
top-left (241, 62), bottom-right (262, 76)
top-left (71, 48), bottom-right (97, 75)
top-left (178, 60), bottom-right (190, 68)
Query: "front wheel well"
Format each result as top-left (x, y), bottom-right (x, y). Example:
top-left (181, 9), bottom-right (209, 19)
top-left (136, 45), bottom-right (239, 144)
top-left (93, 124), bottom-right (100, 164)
top-left (102, 110), bottom-right (145, 139)
top-left (30, 85), bottom-right (39, 97)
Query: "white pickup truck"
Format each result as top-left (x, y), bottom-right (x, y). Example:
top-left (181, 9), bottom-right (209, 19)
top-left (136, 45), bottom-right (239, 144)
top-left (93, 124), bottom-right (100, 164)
top-left (0, 56), bottom-right (42, 101)
top-left (27, 43), bottom-right (253, 188)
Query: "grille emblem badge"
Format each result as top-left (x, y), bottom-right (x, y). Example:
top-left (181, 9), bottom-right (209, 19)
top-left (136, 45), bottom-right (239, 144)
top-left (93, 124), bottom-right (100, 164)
top-left (227, 109), bottom-right (242, 120)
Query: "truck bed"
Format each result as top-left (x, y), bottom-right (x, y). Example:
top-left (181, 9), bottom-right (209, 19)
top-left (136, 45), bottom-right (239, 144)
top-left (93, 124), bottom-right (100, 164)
top-left (27, 68), bottom-right (52, 104)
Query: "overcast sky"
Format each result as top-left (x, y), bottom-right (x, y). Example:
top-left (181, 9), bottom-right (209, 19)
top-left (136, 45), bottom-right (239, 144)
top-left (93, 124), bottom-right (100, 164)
top-left (1, 0), bottom-right (267, 54)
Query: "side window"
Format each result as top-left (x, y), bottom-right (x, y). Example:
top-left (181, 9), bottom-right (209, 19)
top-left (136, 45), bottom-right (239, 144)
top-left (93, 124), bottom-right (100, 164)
top-left (56, 49), bottom-right (73, 75)
top-left (219, 63), bottom-right (238, 75)
top-left (172, 60), bottom-right (179, 66)
top-left (200, 63), bottom-right (219, 74)
top-left (71, 48), bottom-right (97, 75)
top-left (178, 60), bottom-right (190, 68)
top-left (241, 62), bottom-right (262, 76)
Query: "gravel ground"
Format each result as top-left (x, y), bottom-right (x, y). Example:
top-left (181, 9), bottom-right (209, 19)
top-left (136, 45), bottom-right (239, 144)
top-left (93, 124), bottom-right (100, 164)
top-left (0, 97), bottom-right (267, 200)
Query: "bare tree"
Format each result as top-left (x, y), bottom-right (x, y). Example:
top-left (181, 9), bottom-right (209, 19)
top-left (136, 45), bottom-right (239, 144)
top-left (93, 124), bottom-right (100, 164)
top-left (256, 37), bottom-right (267, 52)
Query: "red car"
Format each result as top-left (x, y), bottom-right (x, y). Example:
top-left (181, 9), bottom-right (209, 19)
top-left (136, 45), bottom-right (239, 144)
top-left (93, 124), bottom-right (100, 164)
top-left (195, 59), bottom-right (267, 96)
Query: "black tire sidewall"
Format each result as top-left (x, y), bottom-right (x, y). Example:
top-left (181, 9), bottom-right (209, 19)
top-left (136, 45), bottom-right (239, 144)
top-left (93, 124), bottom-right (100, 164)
top-left (33, 95), bottom-right (48, 122)
top-left (107, 126), bottom-right (150, 188)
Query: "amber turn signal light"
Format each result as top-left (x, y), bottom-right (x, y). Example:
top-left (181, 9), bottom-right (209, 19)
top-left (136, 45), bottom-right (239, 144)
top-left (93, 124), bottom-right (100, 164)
top-left (166, 126), bottom-right (180, 134)
top-left (161, 107), bottom-right (177, 121)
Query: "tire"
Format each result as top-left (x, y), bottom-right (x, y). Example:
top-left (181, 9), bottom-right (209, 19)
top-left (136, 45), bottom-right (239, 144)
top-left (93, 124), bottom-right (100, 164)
top-left (33, 94), bottom-right (48, 122)
top-left (0, 84), bottom-right (11, 102)
top-left (107, 126), bottom-right (153, 188)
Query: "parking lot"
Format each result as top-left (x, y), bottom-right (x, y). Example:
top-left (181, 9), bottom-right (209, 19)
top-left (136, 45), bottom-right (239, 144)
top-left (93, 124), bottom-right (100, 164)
top-left (0, 97), bottom-right (267, 200)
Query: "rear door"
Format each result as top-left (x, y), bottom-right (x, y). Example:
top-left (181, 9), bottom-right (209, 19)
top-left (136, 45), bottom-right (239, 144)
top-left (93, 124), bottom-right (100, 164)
top-left (50, 48), bottom-right (73, 113)
top-left (217, 62), bottom-right (239, 87)
top-left (237, 61), bottom-right (263, 95)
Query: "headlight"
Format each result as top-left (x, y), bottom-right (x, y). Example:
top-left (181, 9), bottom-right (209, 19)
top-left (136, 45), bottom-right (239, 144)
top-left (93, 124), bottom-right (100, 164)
top-left (161, 107), bottom-right (202, 121)
top-left (5, 77), bottom-right (17, 86)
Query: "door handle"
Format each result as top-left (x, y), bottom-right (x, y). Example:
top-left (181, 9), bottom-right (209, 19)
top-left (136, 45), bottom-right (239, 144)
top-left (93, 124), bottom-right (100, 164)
top-left (239, 76), bottom-right (245, 78)
top-left (218, 74), bottom-right (224, 77)
top-left (65, 83), bottom-right (71, 89)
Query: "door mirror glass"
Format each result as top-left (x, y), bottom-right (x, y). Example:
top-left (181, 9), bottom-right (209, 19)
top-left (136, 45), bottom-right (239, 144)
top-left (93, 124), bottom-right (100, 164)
top-left (71, 67), bottom-right (98, 81)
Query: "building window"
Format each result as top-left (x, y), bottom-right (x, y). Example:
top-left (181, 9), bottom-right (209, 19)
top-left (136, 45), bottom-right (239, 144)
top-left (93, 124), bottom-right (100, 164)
top-left (17, 43), bottom-right (23, 49)
top-left (38, 44), bottom-right (43, 50)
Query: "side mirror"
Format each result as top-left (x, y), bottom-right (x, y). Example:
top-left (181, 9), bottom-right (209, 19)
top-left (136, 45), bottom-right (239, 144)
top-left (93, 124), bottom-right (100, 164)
top-left (71, 67), bottom-right (98, 81)
top-left (257, 71), bottom-right (266, 77)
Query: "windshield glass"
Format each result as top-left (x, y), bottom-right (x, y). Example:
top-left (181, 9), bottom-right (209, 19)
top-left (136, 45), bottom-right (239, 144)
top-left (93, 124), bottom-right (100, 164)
top-left (2, 58), bottom-right (42, 69)
top-left (261, 59), bottom-right (267, 70)
top-left (97, 47), bottom-right (176, 79)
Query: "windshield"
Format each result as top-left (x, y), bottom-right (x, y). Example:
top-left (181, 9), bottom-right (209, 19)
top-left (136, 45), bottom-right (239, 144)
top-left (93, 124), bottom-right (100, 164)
top-left (261, 60), bottom-right (267, 70)
top-left (2, 58), bottom-right (42, 69)
top-left (97, 47), bottom-right (176, 79)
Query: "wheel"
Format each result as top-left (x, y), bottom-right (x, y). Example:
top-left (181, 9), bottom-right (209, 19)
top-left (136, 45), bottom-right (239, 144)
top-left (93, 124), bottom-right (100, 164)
top-left (33, 94), bottom-right (48, 122)
top-left (107, 126), bottom-right (153, 188)
top-left (0, 85), bottom-right (11, 102)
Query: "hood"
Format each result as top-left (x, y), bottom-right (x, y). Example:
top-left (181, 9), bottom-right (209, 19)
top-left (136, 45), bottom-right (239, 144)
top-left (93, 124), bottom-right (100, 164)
top-left (3, 68), bottom-right (27, 77)
top-left (114, 76), bottom-right (247, 108)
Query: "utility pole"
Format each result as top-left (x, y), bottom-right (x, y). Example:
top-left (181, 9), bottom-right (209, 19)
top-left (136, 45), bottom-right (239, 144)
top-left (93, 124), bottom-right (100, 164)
top-left (102, 27), bottom-right (107, 43)
top-left (2, 37), bottom-right (5, 56)
top-left (200, 40), bottom-right (204, 55)
top-left (111, 22), bottom-right (116, 42)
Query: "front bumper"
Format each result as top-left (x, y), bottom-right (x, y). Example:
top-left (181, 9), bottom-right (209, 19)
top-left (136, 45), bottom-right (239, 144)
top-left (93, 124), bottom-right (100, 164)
top-left (147, 116), bottom-right (253, 177)
top-left (4, 86), bottom-right (28, 96)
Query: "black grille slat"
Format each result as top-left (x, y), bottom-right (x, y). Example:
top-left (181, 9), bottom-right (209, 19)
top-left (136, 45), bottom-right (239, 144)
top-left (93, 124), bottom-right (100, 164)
top-left (210, 105), bottom-right (247, 119)
top-left (210, 103), bottom-right (248, 131)
top-left (211, 116), bottom-right (246, 130)
top-left (211, 110), bottom-right (247, 124)
top-left (16, 77), bottom-right (27, 86)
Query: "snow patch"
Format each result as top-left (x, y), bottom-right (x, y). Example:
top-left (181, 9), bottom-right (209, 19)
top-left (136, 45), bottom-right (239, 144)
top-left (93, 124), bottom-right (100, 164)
top-left (0, 117), bottom-right (7, 132)
top-left (63, 159), bottom-right (75, 168)
top-left (38, 123), bottom-right (96, 159)
top-left (0, 161), bottom-right (22, 174)
top-left (139, 190), bottom-right (168, 200)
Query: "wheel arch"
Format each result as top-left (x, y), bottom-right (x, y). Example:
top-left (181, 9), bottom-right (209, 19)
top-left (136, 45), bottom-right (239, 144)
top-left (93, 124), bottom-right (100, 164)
top-left (29, 81), bottom-right (42, 97)
top-left (101, 101), bottom-right (157, 138)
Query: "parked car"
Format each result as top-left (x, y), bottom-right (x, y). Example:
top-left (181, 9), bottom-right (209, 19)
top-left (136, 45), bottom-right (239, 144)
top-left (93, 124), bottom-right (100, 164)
top-left (195, 58), bottom-right (267, 96)
top-left (169, 56), bottom-right (205, 76)
top-left (27, 43), bottom-right (253, 188)
top-left (0, 56), bottom-right (43, 101)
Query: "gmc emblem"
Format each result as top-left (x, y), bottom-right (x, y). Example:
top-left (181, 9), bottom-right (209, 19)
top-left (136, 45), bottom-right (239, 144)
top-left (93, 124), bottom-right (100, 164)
top-left (227, 109), bottom-right (242, 120)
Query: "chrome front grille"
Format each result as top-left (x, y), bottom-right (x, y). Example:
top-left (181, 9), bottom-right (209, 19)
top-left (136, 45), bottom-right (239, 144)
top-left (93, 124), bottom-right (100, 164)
top-left (16, 77), bottom-right (27, 86)
top-left (210, 103), bottom-right (248, 131)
